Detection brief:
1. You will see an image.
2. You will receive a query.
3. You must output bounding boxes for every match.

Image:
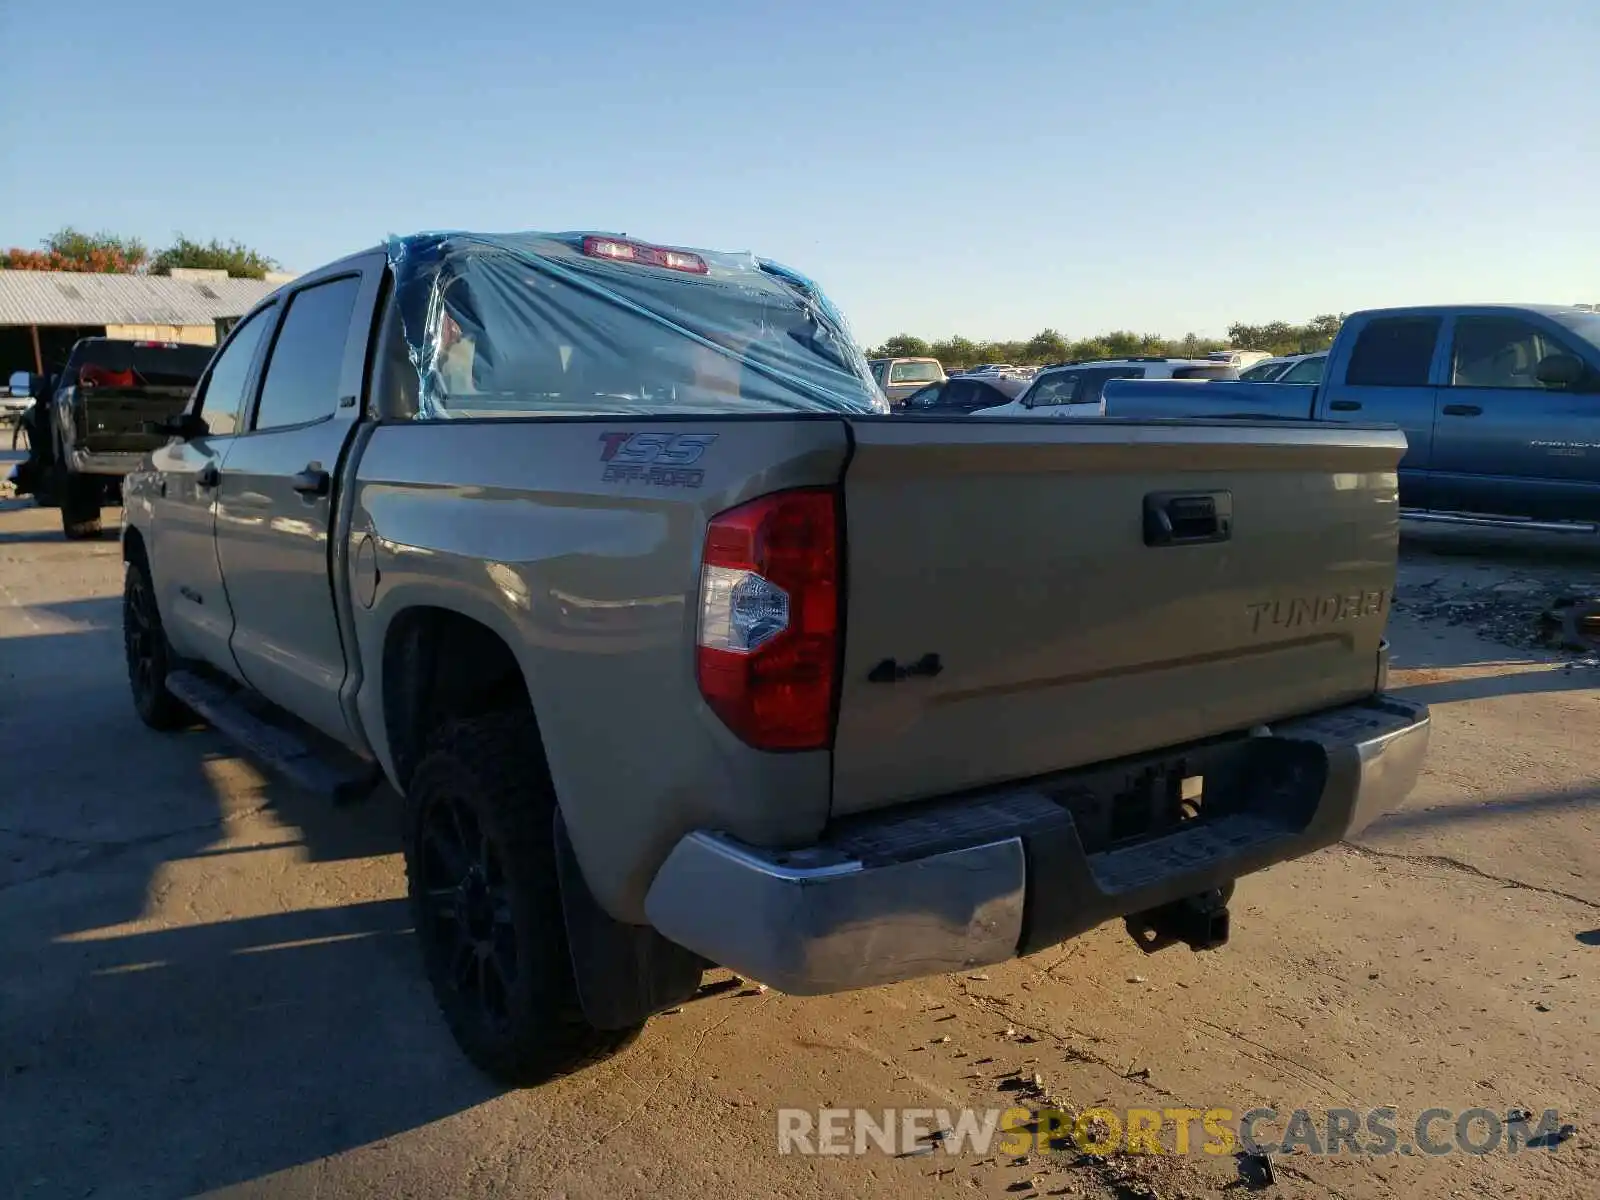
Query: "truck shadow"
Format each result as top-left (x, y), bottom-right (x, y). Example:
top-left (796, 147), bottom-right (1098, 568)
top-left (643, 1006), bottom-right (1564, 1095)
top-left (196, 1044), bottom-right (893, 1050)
top-left (1388, 666), bottom-right (1599, 707)
top-left (1400, 524), bottom-right (1600, 568)
top-left (1364, 783), bottom-right (1600, 839)
top-left (1, 617), bottom-right (506, 1195)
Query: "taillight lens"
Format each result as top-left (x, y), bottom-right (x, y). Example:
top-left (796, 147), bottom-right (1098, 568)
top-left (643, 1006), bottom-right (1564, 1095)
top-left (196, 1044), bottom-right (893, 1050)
top-left (696, 488), bottom-right (840, 751)
top-left (581, 235), bottom-right (710, 274)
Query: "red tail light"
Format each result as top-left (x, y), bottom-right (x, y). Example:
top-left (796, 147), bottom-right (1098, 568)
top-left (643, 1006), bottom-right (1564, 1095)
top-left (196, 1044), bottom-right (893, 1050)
top-left (696, 488), bottom-right (840, 751)
top-left (582, 235), bottom-right (709, 274)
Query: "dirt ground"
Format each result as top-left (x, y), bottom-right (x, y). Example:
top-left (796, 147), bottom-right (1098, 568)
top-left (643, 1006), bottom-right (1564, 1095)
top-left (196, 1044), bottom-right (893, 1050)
top-left (0, 484), bottom-right (1595, 1199)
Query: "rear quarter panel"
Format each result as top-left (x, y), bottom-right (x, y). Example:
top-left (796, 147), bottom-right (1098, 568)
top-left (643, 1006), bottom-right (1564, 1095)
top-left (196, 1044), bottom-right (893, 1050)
top-left (348, 416), bottom-right (851, 923)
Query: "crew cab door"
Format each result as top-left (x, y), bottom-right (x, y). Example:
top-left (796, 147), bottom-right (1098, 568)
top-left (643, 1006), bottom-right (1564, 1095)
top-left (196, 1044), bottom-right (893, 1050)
top-left (147, 300), bottom-right (277, 672)
top-left (1429, 312), bottom-right (1600, 521)
top-left (213, 260), bottom-right (383, 743)
top-left (1318, 314), bottom-right (1444, 508)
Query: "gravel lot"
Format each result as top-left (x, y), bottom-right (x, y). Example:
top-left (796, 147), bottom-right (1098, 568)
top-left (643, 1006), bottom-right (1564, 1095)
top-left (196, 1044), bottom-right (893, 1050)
top-left (1, 478), bottom-right (1596, 1199)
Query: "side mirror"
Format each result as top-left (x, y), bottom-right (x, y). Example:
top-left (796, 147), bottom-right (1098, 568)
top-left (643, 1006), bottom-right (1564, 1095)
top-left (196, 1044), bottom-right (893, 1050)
top-left (1536, 353), bottom-right (1586, 388)
top-left (9, 370), bottom-right (37, 399)
top-left (144, 412), bottom-right (208, 440)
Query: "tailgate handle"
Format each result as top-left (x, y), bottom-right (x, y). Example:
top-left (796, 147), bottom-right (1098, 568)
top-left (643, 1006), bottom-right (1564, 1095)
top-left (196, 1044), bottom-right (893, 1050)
top-left (1144, 490), bottom-right (1232, 547)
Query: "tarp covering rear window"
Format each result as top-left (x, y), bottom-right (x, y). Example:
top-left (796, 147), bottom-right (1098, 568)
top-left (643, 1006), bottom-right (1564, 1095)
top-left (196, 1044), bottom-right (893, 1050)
top-left (387, 231), bottom-right (887, 419)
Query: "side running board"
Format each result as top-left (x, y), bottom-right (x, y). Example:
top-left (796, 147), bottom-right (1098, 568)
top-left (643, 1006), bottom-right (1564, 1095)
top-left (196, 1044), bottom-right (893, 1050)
top-left (164, 669), bottom-right (383, 804)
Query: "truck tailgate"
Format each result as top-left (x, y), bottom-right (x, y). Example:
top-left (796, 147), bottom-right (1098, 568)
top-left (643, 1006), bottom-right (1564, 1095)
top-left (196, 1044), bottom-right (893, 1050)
top-left (832, 417), bottom-right (1406, 815)
top-left (76, 385), bottom-right (194, 454)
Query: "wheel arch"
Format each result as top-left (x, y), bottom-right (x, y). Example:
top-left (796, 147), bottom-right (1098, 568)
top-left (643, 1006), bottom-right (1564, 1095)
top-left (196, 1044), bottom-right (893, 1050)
top-left (379, 604), bottom-right (538, 794)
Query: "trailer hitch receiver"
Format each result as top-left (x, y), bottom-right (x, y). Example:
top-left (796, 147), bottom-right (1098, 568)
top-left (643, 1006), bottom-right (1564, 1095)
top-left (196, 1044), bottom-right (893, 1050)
top-left (1125, 887), bottom-right (1231, 953)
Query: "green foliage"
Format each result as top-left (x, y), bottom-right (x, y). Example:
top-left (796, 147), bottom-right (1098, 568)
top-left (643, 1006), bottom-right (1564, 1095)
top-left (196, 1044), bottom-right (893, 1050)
top-left (1226, 314), bottom-right (1344, 356)
top-left (868, 316), bottom-right (1346, 370)
top-left (2, 227), bottom-right (280, 279)
top-left (1, 226), bottom-right (147, 272)
top-left (872, 334), bottom-right (932, 359)
top-left (868, 327), bottom-right (1231, 370)
top-left (151, 235), bottom-right (279, 279)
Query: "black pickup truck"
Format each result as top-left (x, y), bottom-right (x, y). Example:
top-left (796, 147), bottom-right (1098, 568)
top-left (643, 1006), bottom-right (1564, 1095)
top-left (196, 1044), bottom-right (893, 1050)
top-left (9, 338), bottom-right (216, 538)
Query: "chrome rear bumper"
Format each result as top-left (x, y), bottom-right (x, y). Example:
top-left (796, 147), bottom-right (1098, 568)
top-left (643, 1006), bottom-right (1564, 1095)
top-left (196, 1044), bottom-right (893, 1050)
top-left (644, 695), bottom-right (1429, 996)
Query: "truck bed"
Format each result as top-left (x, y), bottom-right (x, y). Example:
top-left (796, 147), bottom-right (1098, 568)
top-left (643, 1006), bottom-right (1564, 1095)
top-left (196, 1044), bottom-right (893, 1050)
top-left (348, 412), bottom-right (1405, 916)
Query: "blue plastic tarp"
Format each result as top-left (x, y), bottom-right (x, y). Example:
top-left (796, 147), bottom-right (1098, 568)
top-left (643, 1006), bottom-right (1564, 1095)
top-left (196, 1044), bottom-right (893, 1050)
top-left (385, 231), bottom-right (887, 419)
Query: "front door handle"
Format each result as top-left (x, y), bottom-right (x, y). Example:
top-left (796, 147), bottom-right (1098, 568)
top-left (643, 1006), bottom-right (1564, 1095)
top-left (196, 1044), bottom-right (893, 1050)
top-left (1442, 404), bottom-right (1483, 417)
top-left (197, 463), bottom-right (220, 488)
top-left (292, 465), bottom-right (330, 497)
top-left (1328, 399), bottom-right (1362, 411)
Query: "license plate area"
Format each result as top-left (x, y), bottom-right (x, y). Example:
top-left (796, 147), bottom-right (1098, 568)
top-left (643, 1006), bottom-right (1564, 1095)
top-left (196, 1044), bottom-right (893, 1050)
top-left (1039, 733), bottom-right (1327, 855)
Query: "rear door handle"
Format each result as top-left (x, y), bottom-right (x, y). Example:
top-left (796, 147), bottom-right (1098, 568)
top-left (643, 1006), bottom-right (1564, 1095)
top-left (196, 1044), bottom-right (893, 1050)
top-left (1328, 400), bottom-right (1362, 411)
top-left (197, 463), bottom-right (220, 488)
top-left (1144, 490), bottom-right (1233, 546)
top-left (1442, 403), bottom-right (1483, 417)
top-left (292, 465), bottom-right (331, 497)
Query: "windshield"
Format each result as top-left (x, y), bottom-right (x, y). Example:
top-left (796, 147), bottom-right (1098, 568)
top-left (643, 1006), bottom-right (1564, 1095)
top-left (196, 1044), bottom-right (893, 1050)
top-left (390, 232), bottom-right (885, 418)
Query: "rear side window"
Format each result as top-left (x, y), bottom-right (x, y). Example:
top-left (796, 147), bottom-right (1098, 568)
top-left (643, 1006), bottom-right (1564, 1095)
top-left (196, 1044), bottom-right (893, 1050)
top-left (195, 306), bottom-right (274, 436)
top-left (1170, 365), bottom-right (1237, 380)
top-left (889, 360), bottom-right (942, 385)
top-left (942, 380), bottom-right (982, 408)
top-left (251, 276), bottom-right (361, 431)
top-left (1082, 367), bottom-right (1143, 404)
top-left (1346, 317), bottom-right (1441, 387)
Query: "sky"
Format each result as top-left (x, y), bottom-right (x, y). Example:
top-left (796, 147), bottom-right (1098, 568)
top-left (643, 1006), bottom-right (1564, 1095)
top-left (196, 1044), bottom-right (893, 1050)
top-left (2, 0), bottom-right (1596, 347)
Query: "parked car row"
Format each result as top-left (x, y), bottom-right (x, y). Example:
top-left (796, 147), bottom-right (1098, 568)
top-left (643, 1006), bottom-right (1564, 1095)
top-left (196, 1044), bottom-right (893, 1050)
top-left (1238, 351), bottom-right (1327, 384)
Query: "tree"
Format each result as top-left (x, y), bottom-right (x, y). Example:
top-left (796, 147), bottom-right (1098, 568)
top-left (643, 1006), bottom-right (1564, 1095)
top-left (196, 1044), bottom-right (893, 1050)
top-left (1227, 316), bottom-right (1342, 356)
top-left (869, 333), bottom-right (931, 359)
top-left (867, 316), bottom-right (1339, 369)
top-left (1025, 328), bottom-right (1069, 362)
top-left (1, 226), bottom-right (147, 273)
top-left (929, 334), bottom-right (979, 366)
top-left (151, 235), bottom-right (279, 280)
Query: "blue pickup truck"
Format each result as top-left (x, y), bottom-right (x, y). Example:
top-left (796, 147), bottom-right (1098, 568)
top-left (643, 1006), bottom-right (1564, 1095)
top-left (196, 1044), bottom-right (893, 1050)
top-left (1102, 305), bottom-right (1600, 529)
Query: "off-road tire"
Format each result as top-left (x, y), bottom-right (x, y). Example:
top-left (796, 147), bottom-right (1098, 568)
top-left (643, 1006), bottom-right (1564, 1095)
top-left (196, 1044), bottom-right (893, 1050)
top-left (59, 466), bottom-right (102, 539)
top-left (122, 551), bottom-right (187, 730)
top-left (404, 711), bottom-right (641, 1085)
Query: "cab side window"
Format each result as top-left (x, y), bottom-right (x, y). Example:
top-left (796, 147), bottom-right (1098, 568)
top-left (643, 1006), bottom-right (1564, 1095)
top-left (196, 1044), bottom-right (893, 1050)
top-left (251, 276), bottom-right (361, 432)
top-left (1450, 317), bottom-right (1578, 390)
top-left (194, 304), bottom-right (275, 436)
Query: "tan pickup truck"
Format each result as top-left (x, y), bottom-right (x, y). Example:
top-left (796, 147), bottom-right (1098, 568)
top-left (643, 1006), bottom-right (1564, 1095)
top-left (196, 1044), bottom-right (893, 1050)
top-left (120, 230), bottom-right (1429, 1084)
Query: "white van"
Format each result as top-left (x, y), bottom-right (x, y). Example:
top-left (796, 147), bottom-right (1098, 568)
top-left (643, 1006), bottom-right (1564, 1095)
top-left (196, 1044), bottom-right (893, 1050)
top-left (971, 357), bottom-right (1239, 418)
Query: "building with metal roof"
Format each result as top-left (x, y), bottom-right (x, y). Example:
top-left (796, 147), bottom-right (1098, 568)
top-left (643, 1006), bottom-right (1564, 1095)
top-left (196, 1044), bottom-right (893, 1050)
top-left (0, 267), bottom-right (291, 377)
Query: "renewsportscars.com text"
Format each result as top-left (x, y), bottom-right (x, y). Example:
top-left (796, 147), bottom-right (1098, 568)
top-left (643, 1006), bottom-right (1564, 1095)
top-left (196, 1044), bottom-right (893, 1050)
top-left (777, 1106), bottom-right (1574, 1158)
